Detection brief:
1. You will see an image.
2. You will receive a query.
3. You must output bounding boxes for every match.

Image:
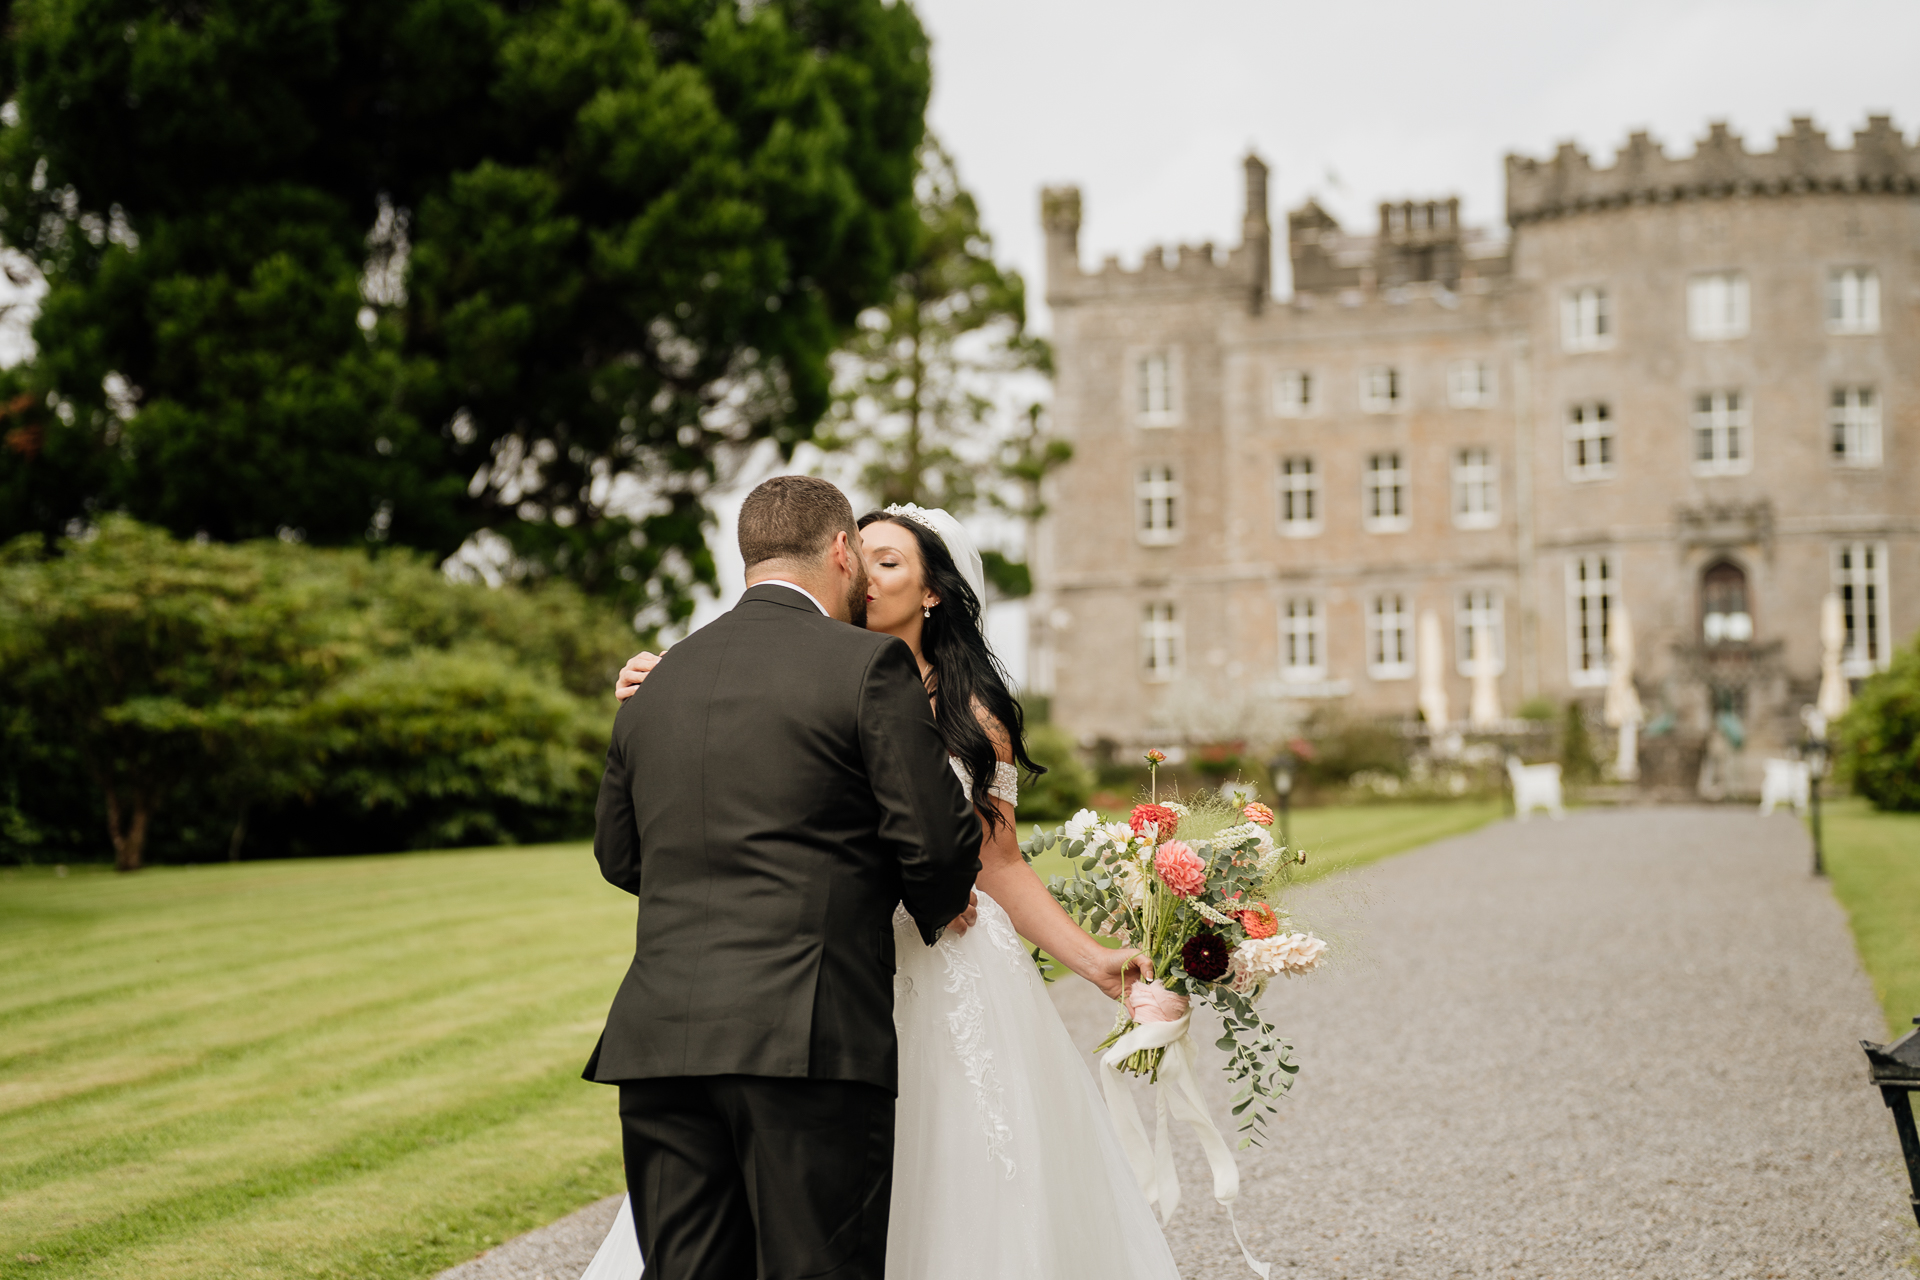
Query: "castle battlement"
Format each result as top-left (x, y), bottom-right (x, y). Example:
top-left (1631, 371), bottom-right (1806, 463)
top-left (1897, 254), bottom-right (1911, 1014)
top-left (1506, 115), bottom-right (1919, 225)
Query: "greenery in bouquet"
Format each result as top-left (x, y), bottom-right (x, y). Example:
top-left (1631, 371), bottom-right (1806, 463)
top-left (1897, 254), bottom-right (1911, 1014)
top-left (1018, 751), bottom-right (1327, 1145)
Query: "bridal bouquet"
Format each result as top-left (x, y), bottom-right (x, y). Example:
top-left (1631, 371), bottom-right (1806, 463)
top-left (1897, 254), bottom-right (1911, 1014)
top-left (1019, 754), bottom-right (1326, 1148)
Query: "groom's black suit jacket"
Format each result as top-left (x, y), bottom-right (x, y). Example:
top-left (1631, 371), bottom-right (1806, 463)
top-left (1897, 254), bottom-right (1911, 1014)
top-left (584, 583), bottom-right (982, 1095)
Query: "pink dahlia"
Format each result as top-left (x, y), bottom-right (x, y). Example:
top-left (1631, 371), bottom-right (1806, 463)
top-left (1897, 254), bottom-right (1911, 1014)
top-left (1153, 841), bottom-right (1206, 897)
top-left (1242, 802), bottom-right (1275, 827)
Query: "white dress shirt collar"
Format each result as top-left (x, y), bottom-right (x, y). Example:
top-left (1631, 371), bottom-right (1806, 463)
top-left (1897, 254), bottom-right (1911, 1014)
top-left (752, 578), bottom-right (831, 616)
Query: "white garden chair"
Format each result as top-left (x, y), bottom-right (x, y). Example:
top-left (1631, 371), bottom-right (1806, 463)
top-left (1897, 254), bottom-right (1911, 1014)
top-left (1758, 758), bottom-right (1810, 816)
top-left (1506, 756), bottom-right (1565, 821)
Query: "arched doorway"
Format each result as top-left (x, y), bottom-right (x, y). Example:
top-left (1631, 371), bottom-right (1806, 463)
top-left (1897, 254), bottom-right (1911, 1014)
top-left (1701, 560), bottom-right (1752, 645)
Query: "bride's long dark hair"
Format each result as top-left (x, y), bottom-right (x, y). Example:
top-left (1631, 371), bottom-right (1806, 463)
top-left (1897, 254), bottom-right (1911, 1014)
top-left (858, 510), bottom-right (1044, 836)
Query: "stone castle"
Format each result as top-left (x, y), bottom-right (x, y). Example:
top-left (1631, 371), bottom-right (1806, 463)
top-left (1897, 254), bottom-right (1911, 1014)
top-left (1032, 115), bottom-right (1917, 783)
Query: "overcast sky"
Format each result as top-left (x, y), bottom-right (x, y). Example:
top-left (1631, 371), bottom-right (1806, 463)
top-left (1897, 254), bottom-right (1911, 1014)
top-left (914, 0), bottom-right (1920, 325)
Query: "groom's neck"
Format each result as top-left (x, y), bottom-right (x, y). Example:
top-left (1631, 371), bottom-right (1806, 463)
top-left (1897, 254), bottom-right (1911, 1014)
top-left (748, 561), bottom-right (848, 622)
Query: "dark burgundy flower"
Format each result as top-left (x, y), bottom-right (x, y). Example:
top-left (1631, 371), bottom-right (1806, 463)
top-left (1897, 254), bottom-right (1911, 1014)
top-left (1181, 932), bottom-right (1230, 983)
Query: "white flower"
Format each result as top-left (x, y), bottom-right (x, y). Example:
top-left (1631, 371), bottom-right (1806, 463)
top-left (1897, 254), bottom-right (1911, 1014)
top-left (1100, 821), bottom-right (1136, 846)
top-left (1114, 861), bottom-right (1149, 910)
top-left (1229, 931), bottom-right (1327, 988)
top-left (1065, 808), bottom-right (1101, 841)
top-left (1165, 801), bottom-right (1192, 819)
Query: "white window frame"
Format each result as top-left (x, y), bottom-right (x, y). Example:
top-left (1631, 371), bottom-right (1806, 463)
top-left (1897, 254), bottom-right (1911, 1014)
top-left (1451, 446), bottom-right (1499, 529)
top-left (1691, 390), bottom-right (1751, 476)
top-left (1135, 350), bottom-right (1181, 426)
top-left (1687, 271), bottom-right (1750, 341)
top-left (1829, 386), bottom-right (1882, 468)
top-left (1366, 592), bottom-right (1414, 681)
top-left (1566, 553), bottom-right (1617, 688)
top-left (1454, 588), bottom-right (1506, 676)
top-left (1141, 601), bottom-right (1181, 682)
top-left (1447, 360), bottom-right (1496, 408)
top-left (1566, 401), bottom-right (1616, 481)
top-left (1272, 368), bottom-right (1315, 418)
top-left (1279, 597), bottom-right (1326, 682)
top-left (1833, 542), bottom-right (1891, 676)
top-left (1359, 365), bottom-right (1403, 414)
top-left (1827, 268), bottom-right (1881, 335)
top-left (1135, 464), bottom-right (1180, 546)
top-left (1560, 285), bottom-right (1612, 352)
top-left (1276, 455), bottom-right (1321, 538)
top-left (1363, 451), bottom-right (1410, 533)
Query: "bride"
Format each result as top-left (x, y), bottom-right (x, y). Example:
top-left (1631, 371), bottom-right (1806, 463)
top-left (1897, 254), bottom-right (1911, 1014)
top-left (585, 503), bottom-right (1183, 1280)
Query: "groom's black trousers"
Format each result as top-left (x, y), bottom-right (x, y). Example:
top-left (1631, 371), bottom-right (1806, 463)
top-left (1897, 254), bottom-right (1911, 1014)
top-left (618, 1075), bottom-right (894, 1280)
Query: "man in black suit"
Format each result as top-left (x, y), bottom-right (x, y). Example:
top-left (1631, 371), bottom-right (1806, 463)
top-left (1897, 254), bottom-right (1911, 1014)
top-left (586, 475), bottom-right (982, 1280)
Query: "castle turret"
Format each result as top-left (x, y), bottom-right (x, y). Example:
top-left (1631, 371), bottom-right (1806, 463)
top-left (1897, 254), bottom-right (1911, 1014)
top-left (1041, 185), bottom-right (1081, 304)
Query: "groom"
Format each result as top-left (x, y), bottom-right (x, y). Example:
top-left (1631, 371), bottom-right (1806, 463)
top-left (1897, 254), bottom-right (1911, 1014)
top-left (586, 475), bottom-right (982, 1280)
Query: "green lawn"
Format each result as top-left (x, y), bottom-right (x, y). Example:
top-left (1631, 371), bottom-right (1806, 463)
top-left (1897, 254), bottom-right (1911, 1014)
top-left (1819, 798), bottom-right (1920, 1039)
top-left (0, 800), bottom-right (1501, 1279)
top-left (0, 848), bottom-right (636, 1280)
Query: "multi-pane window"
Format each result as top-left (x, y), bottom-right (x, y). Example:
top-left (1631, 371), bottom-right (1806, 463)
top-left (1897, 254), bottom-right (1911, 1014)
top-left (1366, 593), bottom-right (1413, 680)
top-left (1141, 601), bottom-right (1181, 681)
top-left (1827, 268), bottom-right (1881, 335)
top-left (1687, 272), bottom-right (1750, 340)
top-left (1276, 455), bottom-right (1320, 536)
top-left (1137, 351), bottom-right (1178, 425)
top-left (1447, 360), bottom-right (1495, 408)
top-left (1359, 365), bottom-right (1402, 413)
top-left (1455, 589), bottom-right (1506, 676)
top-left (1135, 465), bottom-right (1179, 545)
top-left (1566, 553), bottom-right (1616, 687)
top-left (1452, 447), bottom-right (1498, 529)
top-left (1566, 402), bottom-right (1615, 480)
top-left (1691, 390), bottom-right (1751, 475)
top-left (1561, 286), bottom-right (1612, 351)
top-left (1273, 369), bottom-right (1314, 417)
top-left (1833, 542), bottom-right (1891, 675)
top-left (1829, 387), bottom-right (1881, 467)
top-left (1363, 451), bottom-right (1410, 532)
top-left (1280, 598), bottom-right (1325, 681)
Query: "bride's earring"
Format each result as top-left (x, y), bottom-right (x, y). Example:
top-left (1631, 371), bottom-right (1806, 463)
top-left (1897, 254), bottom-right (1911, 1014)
top-left (922, 606), bottom-right (932, 618)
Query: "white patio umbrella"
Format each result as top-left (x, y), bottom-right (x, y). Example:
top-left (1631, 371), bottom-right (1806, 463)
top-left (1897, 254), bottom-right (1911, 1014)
top-left (1603, 604), bottom-right (1642, 781)
top-left (1817, 592), bottom-right (1851, 720)
top-left (1418, 609), bottom-right (1449, 732)
top-left (1468, 621), bottom-right (1502, 727)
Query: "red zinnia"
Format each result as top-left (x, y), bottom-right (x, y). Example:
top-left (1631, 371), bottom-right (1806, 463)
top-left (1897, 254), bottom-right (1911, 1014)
top-left (1181, 932), bottom-right (1230, 982)
top-left (1130, 803), bottom-right (1179, 840)
top-left (1239, 903), bottom-right (1280, 939)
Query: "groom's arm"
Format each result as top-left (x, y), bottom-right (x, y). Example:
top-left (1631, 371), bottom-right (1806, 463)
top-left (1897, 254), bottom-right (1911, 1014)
top-left (592, 704), bottom-right (643, 895)
top-left (858, 638), bottom-right (982, 946)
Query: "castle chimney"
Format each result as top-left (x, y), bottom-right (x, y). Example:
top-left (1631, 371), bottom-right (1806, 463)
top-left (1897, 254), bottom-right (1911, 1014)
top-left (1040, 185), bottom-right (1082, 304)
top-left (1243, 153), bottom-right (1270, 315)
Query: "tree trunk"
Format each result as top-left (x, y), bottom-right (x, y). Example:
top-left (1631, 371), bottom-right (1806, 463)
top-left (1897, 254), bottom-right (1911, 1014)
top-left (103, 785), bottom-right (152, 872)
top-left (228, 807), bottom-right (247, 862)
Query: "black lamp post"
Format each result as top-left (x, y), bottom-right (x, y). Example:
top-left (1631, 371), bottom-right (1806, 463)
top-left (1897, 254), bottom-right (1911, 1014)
top-left (1862, 1017), bottom-right (1920, 1230)
top-left (1268, 754), bottom-right (1295, 854)
top-left (1803, 722), bottom-right (1830, 879)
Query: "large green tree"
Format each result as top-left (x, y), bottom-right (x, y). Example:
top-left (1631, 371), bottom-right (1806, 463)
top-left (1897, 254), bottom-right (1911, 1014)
top-left (0, 0), bottom-right (930, 629)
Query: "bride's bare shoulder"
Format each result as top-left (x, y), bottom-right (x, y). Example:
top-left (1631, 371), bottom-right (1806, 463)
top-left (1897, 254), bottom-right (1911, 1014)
top-left (969, 698), bottom-right (1014, 762)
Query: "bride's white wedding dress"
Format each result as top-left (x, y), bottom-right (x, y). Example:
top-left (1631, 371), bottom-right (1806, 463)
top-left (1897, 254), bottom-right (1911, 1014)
top-left (581, 761), bottom-right (1180, 1280)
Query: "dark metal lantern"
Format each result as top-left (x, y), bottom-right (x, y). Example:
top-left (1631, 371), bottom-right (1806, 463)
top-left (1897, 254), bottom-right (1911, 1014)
top-left (1861, 1016), bottom-right (1920, 1229)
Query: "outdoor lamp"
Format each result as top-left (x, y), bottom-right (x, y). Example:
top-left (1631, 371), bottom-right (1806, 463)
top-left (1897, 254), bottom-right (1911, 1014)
top-left (1861, 1017), bottom-right (1920, 1230)
top-left (1801, 719), bottom-right (1831, 878)
top-left (1267, 754), bottom-right (1295, 854)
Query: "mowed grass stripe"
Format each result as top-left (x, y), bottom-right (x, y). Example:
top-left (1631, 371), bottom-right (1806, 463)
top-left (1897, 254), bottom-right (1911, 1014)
top-left (0, 848), bottom-right (635, 1280)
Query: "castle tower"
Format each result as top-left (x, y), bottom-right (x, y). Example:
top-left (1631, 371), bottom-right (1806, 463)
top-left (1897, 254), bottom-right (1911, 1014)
top-left (1243, 153), bottom-right (1271, 314)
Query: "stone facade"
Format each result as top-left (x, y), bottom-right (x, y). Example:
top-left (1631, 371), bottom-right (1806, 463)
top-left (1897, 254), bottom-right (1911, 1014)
top-left (1034, 118), bottom-right (1919, 777)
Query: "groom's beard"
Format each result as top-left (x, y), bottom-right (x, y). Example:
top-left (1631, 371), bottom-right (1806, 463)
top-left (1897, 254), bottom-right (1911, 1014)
top-left (845, 560), bottom-right (870, 629)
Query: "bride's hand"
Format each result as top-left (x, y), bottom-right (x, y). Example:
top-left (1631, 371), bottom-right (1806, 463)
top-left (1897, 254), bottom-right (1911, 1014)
top-left (1089, 946), bottom-right (1154, 1002)
top-left (944, 891), bottom-right (979, 939)
top-left (615, 650), bottom-right (661, 701)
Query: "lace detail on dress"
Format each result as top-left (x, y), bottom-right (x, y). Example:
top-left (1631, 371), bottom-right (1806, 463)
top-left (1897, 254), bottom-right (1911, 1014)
top-left (937, 930), bottom-right (1016, 1178)
top-left (948, 756), bottom-right (1019, 806)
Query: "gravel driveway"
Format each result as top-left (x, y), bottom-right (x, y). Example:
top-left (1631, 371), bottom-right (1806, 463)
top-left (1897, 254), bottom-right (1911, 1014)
top-left (440, 806), bottom-right (1917, 1279)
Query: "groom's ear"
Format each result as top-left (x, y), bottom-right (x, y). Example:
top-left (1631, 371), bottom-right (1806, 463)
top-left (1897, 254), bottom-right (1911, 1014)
top-left (827, 530), bottom-right (854, 574)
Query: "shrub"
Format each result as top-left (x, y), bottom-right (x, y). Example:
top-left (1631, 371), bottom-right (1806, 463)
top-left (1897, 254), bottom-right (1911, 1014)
top-left (1299, 716), bottom-right (1406, 789)
top-left (1839, 632), bottom-right (1920, 811)
top-left (1560, 702), bottom-right (1601, 784)
top-left (1015, 723), bottom-right (1094, 821)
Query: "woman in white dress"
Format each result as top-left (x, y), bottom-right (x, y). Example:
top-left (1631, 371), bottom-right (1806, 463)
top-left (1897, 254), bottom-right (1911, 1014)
top-left (590, 503), bottom-right (1181, 1280)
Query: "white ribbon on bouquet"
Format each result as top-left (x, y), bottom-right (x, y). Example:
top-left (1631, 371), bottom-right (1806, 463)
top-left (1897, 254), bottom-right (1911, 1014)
top-left (1101, 985), bottom-right (1271, 1280)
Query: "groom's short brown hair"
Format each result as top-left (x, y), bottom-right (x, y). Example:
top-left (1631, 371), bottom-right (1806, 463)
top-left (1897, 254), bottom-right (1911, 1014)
top-left (737, 475), bottom-right (858, 570)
